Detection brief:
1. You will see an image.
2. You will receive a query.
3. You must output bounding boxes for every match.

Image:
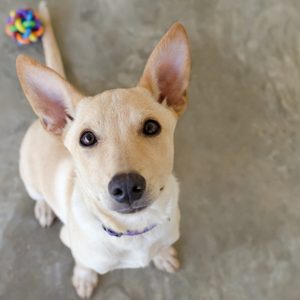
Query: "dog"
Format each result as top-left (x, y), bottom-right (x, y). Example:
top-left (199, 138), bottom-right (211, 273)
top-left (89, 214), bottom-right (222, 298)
top-left (17, 2), bottom-right (191, 298)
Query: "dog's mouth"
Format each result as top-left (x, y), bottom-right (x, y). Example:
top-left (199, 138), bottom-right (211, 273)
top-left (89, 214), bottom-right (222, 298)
top-left (115, 205), bottom-right (149, 214)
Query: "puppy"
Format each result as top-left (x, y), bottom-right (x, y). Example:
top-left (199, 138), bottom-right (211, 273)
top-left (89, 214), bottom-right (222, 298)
top-left (17, 2), bottom-right (191, 298)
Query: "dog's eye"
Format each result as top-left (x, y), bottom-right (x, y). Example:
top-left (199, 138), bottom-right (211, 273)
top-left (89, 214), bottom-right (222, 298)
top-left (80, 131), bottom-right (97, 147)
top-left (143, 120), bottom-right (161, 136)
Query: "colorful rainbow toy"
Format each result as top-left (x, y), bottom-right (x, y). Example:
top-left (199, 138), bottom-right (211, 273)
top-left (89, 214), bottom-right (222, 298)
top-left (5, 8), bottom-right (44, 45)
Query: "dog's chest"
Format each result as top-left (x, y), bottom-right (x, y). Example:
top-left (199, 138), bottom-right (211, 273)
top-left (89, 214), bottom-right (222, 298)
top-left (105, 233), bottom-right (166, 270)
top-left (70, 214), bottom-right (179, 274)
top-left (69, 205), bottom-right (179, 274)
top-left (68, 176), bottom-right (180, 274)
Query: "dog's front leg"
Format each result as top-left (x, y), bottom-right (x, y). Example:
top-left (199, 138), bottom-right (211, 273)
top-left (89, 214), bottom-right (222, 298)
top-left (59, 227), bottom-right (98, 298)
top-left (152, 246), bottom-right (180, 273)
top-left (34, 200), bottom-right (56, 228)
top-left (72, 262), bottom-right (98, 299)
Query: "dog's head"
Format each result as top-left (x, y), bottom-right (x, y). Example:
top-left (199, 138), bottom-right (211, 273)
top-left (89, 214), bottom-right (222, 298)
top-left (16, 23), bottom-right (191, 215)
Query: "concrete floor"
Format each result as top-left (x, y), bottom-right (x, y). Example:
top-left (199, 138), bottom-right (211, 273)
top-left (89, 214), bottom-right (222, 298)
top-left (1, 0), bottom-right (300, 299)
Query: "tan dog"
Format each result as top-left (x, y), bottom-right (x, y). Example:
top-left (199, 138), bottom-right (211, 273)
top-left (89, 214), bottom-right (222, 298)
top-left (17, 2), bottom-right (191, 298)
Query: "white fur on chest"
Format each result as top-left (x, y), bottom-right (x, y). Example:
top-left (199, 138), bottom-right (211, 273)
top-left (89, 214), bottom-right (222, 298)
top-left (66, 176), bottom-right (180, 274)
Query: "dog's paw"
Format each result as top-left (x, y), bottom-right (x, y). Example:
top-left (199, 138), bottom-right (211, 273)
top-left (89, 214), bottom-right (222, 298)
top-left (153, 246), bottom-right (180, 273)
top-left (34, 201), bottom-right (55, 227)
top-left (72, 264), bottom-right (98, 299)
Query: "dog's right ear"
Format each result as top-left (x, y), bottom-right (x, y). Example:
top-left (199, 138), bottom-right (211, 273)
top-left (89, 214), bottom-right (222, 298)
top-left (16, 55), bottom-right (84, 134)
top-left (138, 22), bottom-right (191, 116)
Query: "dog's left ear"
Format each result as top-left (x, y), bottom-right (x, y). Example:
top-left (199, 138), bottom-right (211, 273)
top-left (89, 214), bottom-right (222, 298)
top-left (16, 55), bottom-right (84, 135)
top-left (138, 22), bottom-right (191, 116)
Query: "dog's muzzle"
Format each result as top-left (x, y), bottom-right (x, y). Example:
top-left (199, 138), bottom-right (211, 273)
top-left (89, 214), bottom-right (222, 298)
top-left (108, 172), bottom-right (147, 213)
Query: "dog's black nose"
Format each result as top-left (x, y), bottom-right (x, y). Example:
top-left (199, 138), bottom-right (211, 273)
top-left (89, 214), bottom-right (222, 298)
top-left (108, 173), bottom-right (146, 204)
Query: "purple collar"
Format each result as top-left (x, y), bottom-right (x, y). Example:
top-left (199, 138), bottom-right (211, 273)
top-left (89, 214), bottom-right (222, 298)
top-left (102, 223), bottom-right (157, 237)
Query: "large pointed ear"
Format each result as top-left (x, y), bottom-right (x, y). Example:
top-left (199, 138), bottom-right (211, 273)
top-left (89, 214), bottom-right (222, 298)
top-left (16, 55), bottom-right (84, 134)
top-left (138, 22), bottom-right (191, 116)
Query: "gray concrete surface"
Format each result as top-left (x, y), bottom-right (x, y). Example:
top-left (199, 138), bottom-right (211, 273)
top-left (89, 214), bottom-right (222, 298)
top-left (1, 0), bottom-right (300, 299)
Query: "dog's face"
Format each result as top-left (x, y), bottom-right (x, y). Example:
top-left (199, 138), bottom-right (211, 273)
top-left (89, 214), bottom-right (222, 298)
top-left (16, 23), bottom-right (191, 214)
top-left (64, 88), bottom-right (176, 213)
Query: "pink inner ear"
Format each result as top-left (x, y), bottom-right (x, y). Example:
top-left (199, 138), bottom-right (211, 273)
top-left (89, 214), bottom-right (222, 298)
top-left (138, 24), bottom-right (191, 115)
top-left (30, 72), bottom-right (69, 133)
top-left (155, 41), bottom-right (188, 108)
top-left (39, 98), bottom-right (67, 133)
top-left (157, 62), bottom-right (184, 105)
top-left (17, 55), bottom-right (83, 134)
